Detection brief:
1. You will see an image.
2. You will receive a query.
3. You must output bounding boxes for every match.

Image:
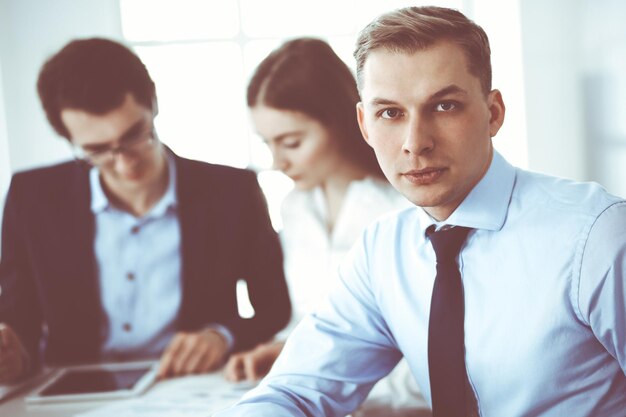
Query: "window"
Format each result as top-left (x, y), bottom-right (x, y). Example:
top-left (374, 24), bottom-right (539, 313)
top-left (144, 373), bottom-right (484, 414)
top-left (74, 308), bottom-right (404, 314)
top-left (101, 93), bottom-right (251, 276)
top-left (119, 0), bottom-right (528, 228)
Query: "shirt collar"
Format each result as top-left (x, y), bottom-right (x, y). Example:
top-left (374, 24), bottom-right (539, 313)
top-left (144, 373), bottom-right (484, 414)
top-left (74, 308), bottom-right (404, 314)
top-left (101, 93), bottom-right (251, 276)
top-left (90, 167), bottom-right (109, 213)
top-left (417, 150), bottom-right (516, 236)
top-left (89, 152), bottom-right (178, 217)
top-left (149, 153), bottom-right (177, 217)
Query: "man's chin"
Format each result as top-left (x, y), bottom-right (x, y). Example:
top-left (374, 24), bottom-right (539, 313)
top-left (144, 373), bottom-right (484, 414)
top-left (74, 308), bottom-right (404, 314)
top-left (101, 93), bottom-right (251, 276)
top-left (117, 170), bottom-right (145, 182)
top-left (400, 190), bottom-right (443, 210)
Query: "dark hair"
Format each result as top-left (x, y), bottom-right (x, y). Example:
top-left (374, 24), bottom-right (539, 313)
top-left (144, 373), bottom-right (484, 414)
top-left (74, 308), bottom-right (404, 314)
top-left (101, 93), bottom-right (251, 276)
top-left (355, 6), bottom-right (492, 94)
top-left (37, 37), bottom-right (156, 140)
top-left (247, 37), bottom-right (384, 178)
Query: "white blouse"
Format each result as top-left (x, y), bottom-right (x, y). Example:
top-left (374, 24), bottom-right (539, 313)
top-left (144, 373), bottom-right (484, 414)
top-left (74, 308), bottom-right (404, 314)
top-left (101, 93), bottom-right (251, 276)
top-left (278, 177), bottom-right (410, 336)
top-left (278, 177), bottom-right (428, 415)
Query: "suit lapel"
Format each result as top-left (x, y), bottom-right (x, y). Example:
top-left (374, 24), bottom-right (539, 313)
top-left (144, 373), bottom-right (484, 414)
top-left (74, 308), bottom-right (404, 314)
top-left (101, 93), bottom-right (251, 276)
top-left (67, 163), bottom-right (102, 344)
top-left (175, 156), bottom-right (211, 328)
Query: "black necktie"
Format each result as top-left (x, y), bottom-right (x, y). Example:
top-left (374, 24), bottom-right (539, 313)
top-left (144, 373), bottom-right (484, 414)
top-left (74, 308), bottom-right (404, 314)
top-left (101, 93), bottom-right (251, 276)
top-left (427, 226), bottom-right (472, 417)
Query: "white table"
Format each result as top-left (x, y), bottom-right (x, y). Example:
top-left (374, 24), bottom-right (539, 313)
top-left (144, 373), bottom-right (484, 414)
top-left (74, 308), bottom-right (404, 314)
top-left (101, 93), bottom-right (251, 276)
top-left (0, 371), bottom-right (251, 417)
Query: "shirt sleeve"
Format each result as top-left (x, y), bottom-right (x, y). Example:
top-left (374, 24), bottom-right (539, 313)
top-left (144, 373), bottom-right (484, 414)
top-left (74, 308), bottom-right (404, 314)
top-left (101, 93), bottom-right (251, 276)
top-left (578, 201), bottom-right (626, 372)
top-left (204, 323), bottom-right (234, 352)
top-left (215, 227), bottom-right (402, 417)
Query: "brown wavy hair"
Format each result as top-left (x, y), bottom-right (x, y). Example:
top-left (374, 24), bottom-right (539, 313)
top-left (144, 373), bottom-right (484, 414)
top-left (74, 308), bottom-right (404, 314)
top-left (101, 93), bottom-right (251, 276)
top-left (248, 37), bottom-right (384, 178)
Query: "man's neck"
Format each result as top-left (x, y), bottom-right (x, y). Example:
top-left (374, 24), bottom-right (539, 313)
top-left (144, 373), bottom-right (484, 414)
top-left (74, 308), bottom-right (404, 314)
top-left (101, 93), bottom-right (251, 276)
top-left (101, 155), bottom-right (169, 218)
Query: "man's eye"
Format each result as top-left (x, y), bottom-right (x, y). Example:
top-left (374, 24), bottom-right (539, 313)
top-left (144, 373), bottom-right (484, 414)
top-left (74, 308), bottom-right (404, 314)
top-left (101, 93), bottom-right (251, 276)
top-left (435, 101), bottom-right (458, 112)
top-left (122, 134), bottom-right (140, 144)
top-left (121, 131), bottom-right (146, 145)
top-left (380, 108), bottom-right (403, 119)
top-left (84, 147), bottom-right (109, 156)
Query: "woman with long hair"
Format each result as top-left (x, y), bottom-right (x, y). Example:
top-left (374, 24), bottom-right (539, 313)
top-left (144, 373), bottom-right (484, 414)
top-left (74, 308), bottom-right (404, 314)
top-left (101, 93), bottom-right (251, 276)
top-left (224, 38), bottom-right (428, 416)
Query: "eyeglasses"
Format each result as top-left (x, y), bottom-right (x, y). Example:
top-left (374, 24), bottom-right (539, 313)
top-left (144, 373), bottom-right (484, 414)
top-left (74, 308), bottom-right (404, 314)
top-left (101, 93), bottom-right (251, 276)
top-left (72, 124), bottom-right (157, 166)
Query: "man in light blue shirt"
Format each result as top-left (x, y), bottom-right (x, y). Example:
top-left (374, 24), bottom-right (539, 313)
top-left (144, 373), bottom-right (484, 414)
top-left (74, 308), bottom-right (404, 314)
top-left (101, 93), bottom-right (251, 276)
top-left (91, 151), bottom-right (182, 360)
top-left (0, 38), bottom-right (290, 383)
top-left (217, 6), bottom-right (626, 417)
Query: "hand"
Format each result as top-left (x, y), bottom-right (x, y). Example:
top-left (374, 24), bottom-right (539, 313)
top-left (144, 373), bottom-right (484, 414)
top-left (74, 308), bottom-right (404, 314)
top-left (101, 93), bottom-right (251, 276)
top-left (0, 323), bottom-right (28, 384)
top-left (223, 341), bottom-right (285, 382)
top-left (157, 328), bottom-right (229, 379)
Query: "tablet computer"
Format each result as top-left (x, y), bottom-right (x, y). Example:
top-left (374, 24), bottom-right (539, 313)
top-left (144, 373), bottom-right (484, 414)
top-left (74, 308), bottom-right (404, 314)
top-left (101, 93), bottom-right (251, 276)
top-left (26, 361), bottom-right (157, 404)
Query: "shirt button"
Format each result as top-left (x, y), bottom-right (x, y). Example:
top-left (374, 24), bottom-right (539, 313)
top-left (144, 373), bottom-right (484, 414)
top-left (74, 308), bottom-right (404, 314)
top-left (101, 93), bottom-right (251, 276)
top-left (131, 225), bottom-right (140, 234)
top-left (127, 272), bottom-right (135, 281)
top-left (123, 323), bottom-right (132, 332)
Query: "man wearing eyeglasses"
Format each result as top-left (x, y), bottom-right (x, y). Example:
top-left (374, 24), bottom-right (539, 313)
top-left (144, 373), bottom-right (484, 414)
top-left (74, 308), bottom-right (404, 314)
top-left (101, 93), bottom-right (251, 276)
top-left (0, 38), bottom-right (291, 383)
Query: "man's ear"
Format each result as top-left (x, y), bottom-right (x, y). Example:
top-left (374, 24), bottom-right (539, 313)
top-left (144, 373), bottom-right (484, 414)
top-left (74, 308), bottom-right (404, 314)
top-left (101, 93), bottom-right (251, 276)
top-left (487, 89), bottom-right (505, 138)
top-left (356, 102), bottom-right (371, 147)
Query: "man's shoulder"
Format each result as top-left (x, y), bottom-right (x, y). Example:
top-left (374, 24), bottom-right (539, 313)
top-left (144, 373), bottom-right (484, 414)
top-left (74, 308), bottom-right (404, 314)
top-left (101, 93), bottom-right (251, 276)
top-left (175, 155), bottom-right (255, 184)
top-left (10, 160), bottom-right (87, 191)
top-left (514, 168), bottom-right (624, 217)
top-left (363, 205), bottom-right (419, 239)
top-left (173, 155), bottom-right (261, 208)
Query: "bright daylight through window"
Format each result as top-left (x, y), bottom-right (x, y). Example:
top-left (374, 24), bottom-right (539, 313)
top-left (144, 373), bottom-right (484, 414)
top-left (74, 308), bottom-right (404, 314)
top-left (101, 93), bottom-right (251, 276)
top-left (119, 0), bottom-right (525, 229)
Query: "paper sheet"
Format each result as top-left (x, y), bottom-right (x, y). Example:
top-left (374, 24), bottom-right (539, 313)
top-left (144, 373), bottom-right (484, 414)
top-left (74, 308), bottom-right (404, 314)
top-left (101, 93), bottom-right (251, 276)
top-left (75, 374), bottom-right (256, 417)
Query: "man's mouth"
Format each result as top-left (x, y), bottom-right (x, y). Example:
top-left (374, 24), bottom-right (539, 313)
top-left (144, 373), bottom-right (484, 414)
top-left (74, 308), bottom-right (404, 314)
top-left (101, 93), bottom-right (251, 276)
top-left (401, 168), bottom-right (446, 185)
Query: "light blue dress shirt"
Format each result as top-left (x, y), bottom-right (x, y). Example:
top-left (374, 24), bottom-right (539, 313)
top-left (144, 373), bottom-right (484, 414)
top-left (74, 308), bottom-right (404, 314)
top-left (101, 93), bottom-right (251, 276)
top-left (91, 155), bottom-right (181, 360)
top-left (216, 151), bottom-right (626, 417)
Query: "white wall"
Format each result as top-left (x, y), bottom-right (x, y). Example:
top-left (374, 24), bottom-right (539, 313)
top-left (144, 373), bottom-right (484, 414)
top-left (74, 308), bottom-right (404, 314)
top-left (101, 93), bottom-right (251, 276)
top-left (580, 0), bottom-right (626, 197)
top-left (0, 55), bottom-right (10, 217)
top-left (0, 42), bottom-right (8, 186)
top-left (0, 0), bottom-right (123, 177)
top-left (518, 0), bottom-right (625, 197)
top-left (0, 0), bottom-right (123, 251)
top-left (0, 72), bottom-right (7, 253)
top-left (0, 0), bottom-right (12, 235)
top-left (0, 0), bottom-right (623, 201)
top-left (519, 0), bottom-right (587, 181)
top-left (471, 0), bottom-right (528, 170)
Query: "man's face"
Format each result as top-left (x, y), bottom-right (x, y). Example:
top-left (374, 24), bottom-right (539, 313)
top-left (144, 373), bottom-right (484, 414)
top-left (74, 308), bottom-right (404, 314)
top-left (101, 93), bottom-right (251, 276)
top-left (357, 40), bottom-right (505, 221)
top-left (61, 94), bottom-right (165, 192)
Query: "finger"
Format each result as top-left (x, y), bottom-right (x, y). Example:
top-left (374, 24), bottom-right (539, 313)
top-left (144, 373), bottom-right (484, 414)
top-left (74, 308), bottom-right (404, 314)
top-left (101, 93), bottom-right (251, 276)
top-left (172, 335), bottom-right (201, 376)
top-left (0, 367), bottom-right (9, 384)
top-left (246, 343), bottom-right (283, 381)
top-left (183, 341), bottom-right (211, 375)
top-left (242, 351), bottom-right (262, 381)
top-left (0, 347), bottom-right (20, 383)
top-left (179, 331), bottom-right (227, 375)
top-left (202, 334), bottom-right (229, 373)
top-left (0, 360), bottom-right (9, 378)
top-left (241, 355), bottom-right (256, 381)
top-left (0, 326), bottom-right (27, 383)
top-left (0, 346), bottom-right (16, 365)
top-left (224, 355), bottom-right (245, 382)
top-left (0, 324), bottom-right (8, 349)
top-left (0, 327), bottom-right (17, 364)
top-left (157, 333), bottom-right (186, 379)
top-left (161, 334), bottom-right (189, 377)
top-left (200, 342), bottom-right (226, 373)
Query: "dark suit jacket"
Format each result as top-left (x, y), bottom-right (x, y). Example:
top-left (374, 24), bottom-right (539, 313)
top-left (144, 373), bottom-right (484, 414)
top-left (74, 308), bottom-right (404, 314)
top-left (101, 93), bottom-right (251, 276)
top-left (0, 152), bottom-right (291, 368)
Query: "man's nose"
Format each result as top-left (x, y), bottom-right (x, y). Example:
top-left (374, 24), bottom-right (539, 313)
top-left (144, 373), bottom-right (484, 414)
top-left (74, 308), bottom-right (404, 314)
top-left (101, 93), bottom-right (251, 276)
top-left (402, 114), bottom-right (434, 155)
top-left (113, 150), bottom-right (137, 170)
